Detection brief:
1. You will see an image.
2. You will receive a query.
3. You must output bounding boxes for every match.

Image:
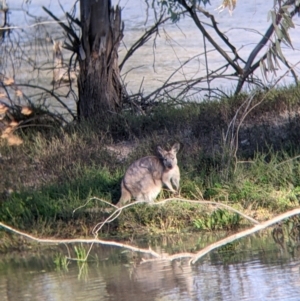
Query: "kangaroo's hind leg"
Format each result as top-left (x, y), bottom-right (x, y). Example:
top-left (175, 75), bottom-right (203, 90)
top-left (138, 184), bottom-right (162, 204)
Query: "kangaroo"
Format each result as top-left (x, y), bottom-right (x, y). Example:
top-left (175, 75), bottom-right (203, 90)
top-left (117, 143), bottom-right (180, 207)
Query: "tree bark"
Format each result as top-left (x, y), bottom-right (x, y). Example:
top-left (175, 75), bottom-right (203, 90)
top-left (77, 0), bottom-right (124, 121)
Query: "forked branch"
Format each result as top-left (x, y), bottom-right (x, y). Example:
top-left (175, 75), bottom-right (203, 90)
top-left (1, 199), bottom-right (299, 265)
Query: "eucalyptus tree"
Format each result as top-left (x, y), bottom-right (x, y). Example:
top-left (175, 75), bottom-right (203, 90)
top-left (1, 1), bottom-right (126, 122)
top-left (44, 0), bottom-right (128, 121)
top-left (38, 0), bottom-right (300, 120)
top-left (44, 0), bottom-right (169, 120)
top-left (75, 1), bottom-right (124, 120)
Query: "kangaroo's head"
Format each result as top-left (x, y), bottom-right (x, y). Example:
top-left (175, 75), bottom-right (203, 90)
top-left (157, 143), bottom-right (180, 170)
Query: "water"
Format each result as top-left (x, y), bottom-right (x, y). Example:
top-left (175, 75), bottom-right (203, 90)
top-left (1, 232), bottom-right (300, 301)
top-left (3, 0), bottom-right (300, 114)
top-left (114, 0), bottom-right (300, 95)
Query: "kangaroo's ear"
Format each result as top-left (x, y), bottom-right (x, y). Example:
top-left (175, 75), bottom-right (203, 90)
top-left (157, 146), bottom-right (165, 157)
top-left (171, 143), bottom-right (180, 153)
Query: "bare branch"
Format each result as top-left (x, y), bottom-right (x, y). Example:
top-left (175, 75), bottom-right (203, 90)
top-left (178, 0), bottom-right (243, 75)
top-left (42, 6), bottom-right (80, 48)
top-left (119, 14), bottom-right (171, 71)
top-left (196, 5), bottom-right (242, 63)
top-left (17, 83), bottom-right (76, 120)
top-left (189, 207), bottom-right (300, 264)
top-left (0, 221), bottom-right (162, 259)
top-left (1, 207), bottom-right (300, 265)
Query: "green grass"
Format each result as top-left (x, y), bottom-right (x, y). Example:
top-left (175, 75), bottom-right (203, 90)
top-left (53, 253), bottom-right (69, 272)
top-left (193, 209), bottom-right (241, 231)
top-left (0, 165), bottom-right (122, 235)
top-left (1, 84), bottom-right (300, 237)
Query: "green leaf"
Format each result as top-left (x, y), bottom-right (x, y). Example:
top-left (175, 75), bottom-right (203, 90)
top-left (275, 39), bottom-right (285, 61)
top-left (260, 59), bottom-right (268, 81)
top-left (274, 24), bottom-right (283, 40)
top-left (282, 13), bottom-right (295, 29)
top-left (267, 50), bottom-right (275, 74)
top-left (280, 25), bottom-right (294, 48)
top-left (270, 10), bottom-right (277, 28)
top-left (271, 47), bottom-right (280, 68)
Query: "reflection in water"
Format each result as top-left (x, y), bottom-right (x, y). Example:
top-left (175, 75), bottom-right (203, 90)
top-left (106, 259), bottom-right (195, 301)
top-left (0, 232), bottom-right (300, 301)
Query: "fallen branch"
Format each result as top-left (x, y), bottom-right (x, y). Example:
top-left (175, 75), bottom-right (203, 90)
top-left (73, 196), bottom-right (258, 236)
top-left (1, 207), bottom-right (299, 264)
top-left (189, 207), bottom-right (300, 264)
top-left (0, 221), bottom-right (161, 259)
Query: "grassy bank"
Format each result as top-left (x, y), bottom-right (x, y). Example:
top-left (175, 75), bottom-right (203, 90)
top-left (1, 85), bottom-right (300, 242)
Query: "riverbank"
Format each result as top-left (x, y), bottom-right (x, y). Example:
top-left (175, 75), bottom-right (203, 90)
top-left (1, 85), bottom-right (300, 246)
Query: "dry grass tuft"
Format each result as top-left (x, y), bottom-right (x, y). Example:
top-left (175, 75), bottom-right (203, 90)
top-left (21, 106), bottom-right (32, 115)
top-left (1, 123), bottom-right (23, 145)
top-left (0, 103), bottom-right (31, 146)
top-left (0, 103), bottom-right (8, 115)
top-left (5, 134), bottom-right (23, 146)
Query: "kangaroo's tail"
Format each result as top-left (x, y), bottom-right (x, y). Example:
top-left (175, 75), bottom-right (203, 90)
top-left (117, 179), bottom-right (132, 207)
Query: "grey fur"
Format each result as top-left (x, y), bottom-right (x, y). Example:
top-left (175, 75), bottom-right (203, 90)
top-left (117, 143), bottom-right (180, 207)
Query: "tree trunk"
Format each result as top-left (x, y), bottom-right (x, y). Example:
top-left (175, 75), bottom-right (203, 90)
top-left (77, 0), bottom-right (124, 121)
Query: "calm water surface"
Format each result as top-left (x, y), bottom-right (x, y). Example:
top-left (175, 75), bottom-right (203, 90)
top-left (6, 0), bottom-right (300, 101)
top-left (1, 232), bottom-right (300, 301)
